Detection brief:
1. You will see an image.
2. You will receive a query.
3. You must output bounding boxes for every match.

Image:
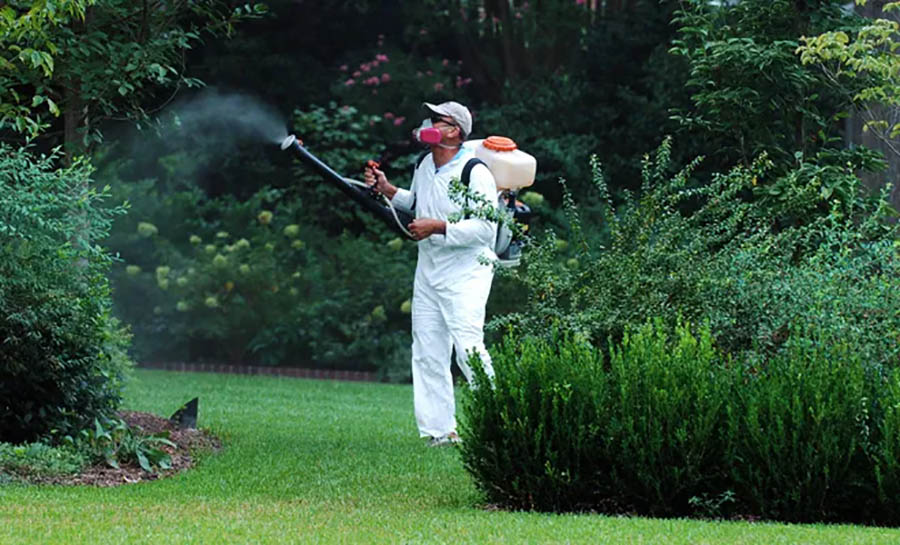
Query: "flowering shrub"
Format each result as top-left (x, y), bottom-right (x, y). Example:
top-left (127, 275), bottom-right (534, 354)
top-left (106, 105), bottom-right (420, 378)
top-left (332, 39), bottom-right (475, 139)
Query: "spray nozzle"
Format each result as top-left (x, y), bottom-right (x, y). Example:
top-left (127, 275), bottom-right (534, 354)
top-left (280, 134), bottom-right (300, 150)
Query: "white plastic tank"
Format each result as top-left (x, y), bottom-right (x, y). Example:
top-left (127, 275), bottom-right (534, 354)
top-left (466, 136), bottom-right (537, 190)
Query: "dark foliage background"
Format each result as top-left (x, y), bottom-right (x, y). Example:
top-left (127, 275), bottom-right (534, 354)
top-left (92, 0), bottom-right (697, 374)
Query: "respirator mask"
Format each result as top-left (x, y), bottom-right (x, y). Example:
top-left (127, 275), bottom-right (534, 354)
top-left (412, 118), bottom-right (460, 149)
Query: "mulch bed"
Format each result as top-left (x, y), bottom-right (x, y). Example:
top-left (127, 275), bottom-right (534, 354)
top-left (30, 411), bottom-right (222, 487)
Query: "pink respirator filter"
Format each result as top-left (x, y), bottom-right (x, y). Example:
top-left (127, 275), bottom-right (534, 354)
top-left (417, 127), bottom-right (443, 145)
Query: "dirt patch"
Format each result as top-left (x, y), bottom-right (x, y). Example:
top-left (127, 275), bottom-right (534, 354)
top-left (31, 411), bottom-right (222, 487)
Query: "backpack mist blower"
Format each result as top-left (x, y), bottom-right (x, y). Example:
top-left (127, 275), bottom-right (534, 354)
top-left (280, 134), bottom-right (536, 266)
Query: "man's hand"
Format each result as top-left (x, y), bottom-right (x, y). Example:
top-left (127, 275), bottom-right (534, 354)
top-left (364, 165), bottom-right (397, 199)
top-left (408, 218), bottom-right (446, 240)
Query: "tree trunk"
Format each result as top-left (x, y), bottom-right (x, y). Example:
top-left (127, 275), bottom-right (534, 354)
top-left (63, 93), bottom-right (85, 166)
top-left (62, 7), bottom-right (93, 166)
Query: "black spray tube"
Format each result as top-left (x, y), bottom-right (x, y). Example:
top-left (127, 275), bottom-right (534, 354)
top-left (280, 135), bottom-right (415, 240)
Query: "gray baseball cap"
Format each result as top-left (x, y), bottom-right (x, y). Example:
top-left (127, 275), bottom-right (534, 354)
top-left (423, 101), bottom-right (472, 139)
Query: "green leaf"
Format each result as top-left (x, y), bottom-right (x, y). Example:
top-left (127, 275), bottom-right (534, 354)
top-left (137, 451), bottom-right (150, 472)
top-left (0, 6), bottom-right (15, 23)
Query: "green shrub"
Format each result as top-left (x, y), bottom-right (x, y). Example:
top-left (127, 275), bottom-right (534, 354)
top-left (0, 145), bottom-right (131, 444)
top-left (462, 320), bottom-right (900, 523)
top-left (0, 441), bottom-right (88, 479)
top-left (604, 319), bottom-right (734, 515)
top-left (461, 331), bottom-right (608, 512)
top-left (725, 326), bottom-right (877, 522)
top-left (873, 370), bottom-right (900, 522)
top-left (495, 137), bottom-right (898, 367)
top-left (462, 320), bottom-right (732, 514)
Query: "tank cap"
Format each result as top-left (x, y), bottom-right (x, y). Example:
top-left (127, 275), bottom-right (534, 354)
top-left (483, 136), bottom-right (518, 152)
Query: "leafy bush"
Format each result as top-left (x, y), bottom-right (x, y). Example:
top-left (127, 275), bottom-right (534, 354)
top-left (604, 320), bottom-right (733, 515)
top-left (670, 0), bottom-right (868, 172)
top-left (461, 320), bottom-right (732, 514)
top-left (493, 137), bottom-right (898, 367)
top-left (461, 330), bottom-right (607, 512)
top-left (0, 441), bottom-right (88, 479)
top-left (724, 326), bottom-right (878, 522)
top-left (465, 125), bottom-right (900, 520)
top-left (0, 145), bottom-right (132, 444)
top-left (462, 320), bottom-right (900, 523)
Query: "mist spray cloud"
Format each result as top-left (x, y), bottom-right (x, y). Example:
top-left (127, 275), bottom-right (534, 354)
top-left (164, 88), bottom-right (288, 145)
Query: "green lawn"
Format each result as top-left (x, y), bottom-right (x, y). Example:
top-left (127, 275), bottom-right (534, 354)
top-left (2, 370), bottom-right (899, 544)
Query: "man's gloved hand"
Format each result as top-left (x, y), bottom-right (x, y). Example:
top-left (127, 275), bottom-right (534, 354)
top-left (364, 164), bottom-right (397, 198)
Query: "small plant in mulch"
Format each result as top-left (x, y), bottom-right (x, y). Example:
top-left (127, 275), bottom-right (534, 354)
top-left (0, 411), bottom-right (221, 487)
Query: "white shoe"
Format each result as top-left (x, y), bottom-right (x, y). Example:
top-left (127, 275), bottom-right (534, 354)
top-left (427, 431), bottom-right (461, 447)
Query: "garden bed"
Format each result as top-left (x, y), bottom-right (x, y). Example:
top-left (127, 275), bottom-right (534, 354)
top-left (21, 411), bottom-right (221, 487)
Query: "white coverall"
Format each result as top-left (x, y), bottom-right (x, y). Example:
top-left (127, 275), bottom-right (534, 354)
top-left (391, 146), bottom-right (497, 438)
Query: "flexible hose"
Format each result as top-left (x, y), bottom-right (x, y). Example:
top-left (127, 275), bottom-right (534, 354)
top-left (343, 177), bottom-right (415, 239)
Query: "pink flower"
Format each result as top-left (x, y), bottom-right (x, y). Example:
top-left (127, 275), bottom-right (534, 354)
top-left (360, 63), bottom-right (372, 72)
top-left (384, 112), bottom-right (395, 120)
top-left (339, 64), bottom-right (348, 71)
top-left (375, 54), bottom-right (389, 63)
top-left (515, 12), bottom-right (523, 19)
top-left (575, 0), bottom-right (586, 4)
top-left (372, 60), bottom-right (380, 68)
top-left (442, 59), bottom-right (449, 67)
top-left (353, 71), bottom-right (362, 78)
top-left (393, 117), bottom-right (405, 126)
top-left (426, 70), bottom-right (433, 76)
top-left (380, 73), bottom-right (391, 83)
top-left (419, 28), bottom-right (428, 35)
top-left (434, 82), bottom-right (444, 92)
top-left (344, 78), bottom-right (356, 86)
top-left (364, 76), bottom-right (380, 86)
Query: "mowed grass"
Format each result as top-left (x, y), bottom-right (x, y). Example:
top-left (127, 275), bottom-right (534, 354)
top-left (2, 370), bottom-right (900, 544)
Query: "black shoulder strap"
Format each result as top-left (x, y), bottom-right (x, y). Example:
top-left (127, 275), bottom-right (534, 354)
top-left (461, 158), bottom-right (486, 219)
top-left (461, 158), bottom-right (485, 189)
top-left (409, 152), bottom-right (429, 211)
top-left (415, 152), bottom-right (429, 170)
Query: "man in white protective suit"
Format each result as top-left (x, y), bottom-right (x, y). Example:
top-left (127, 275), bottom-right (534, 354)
top-left (364, 101), bottom-right (497, 447)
